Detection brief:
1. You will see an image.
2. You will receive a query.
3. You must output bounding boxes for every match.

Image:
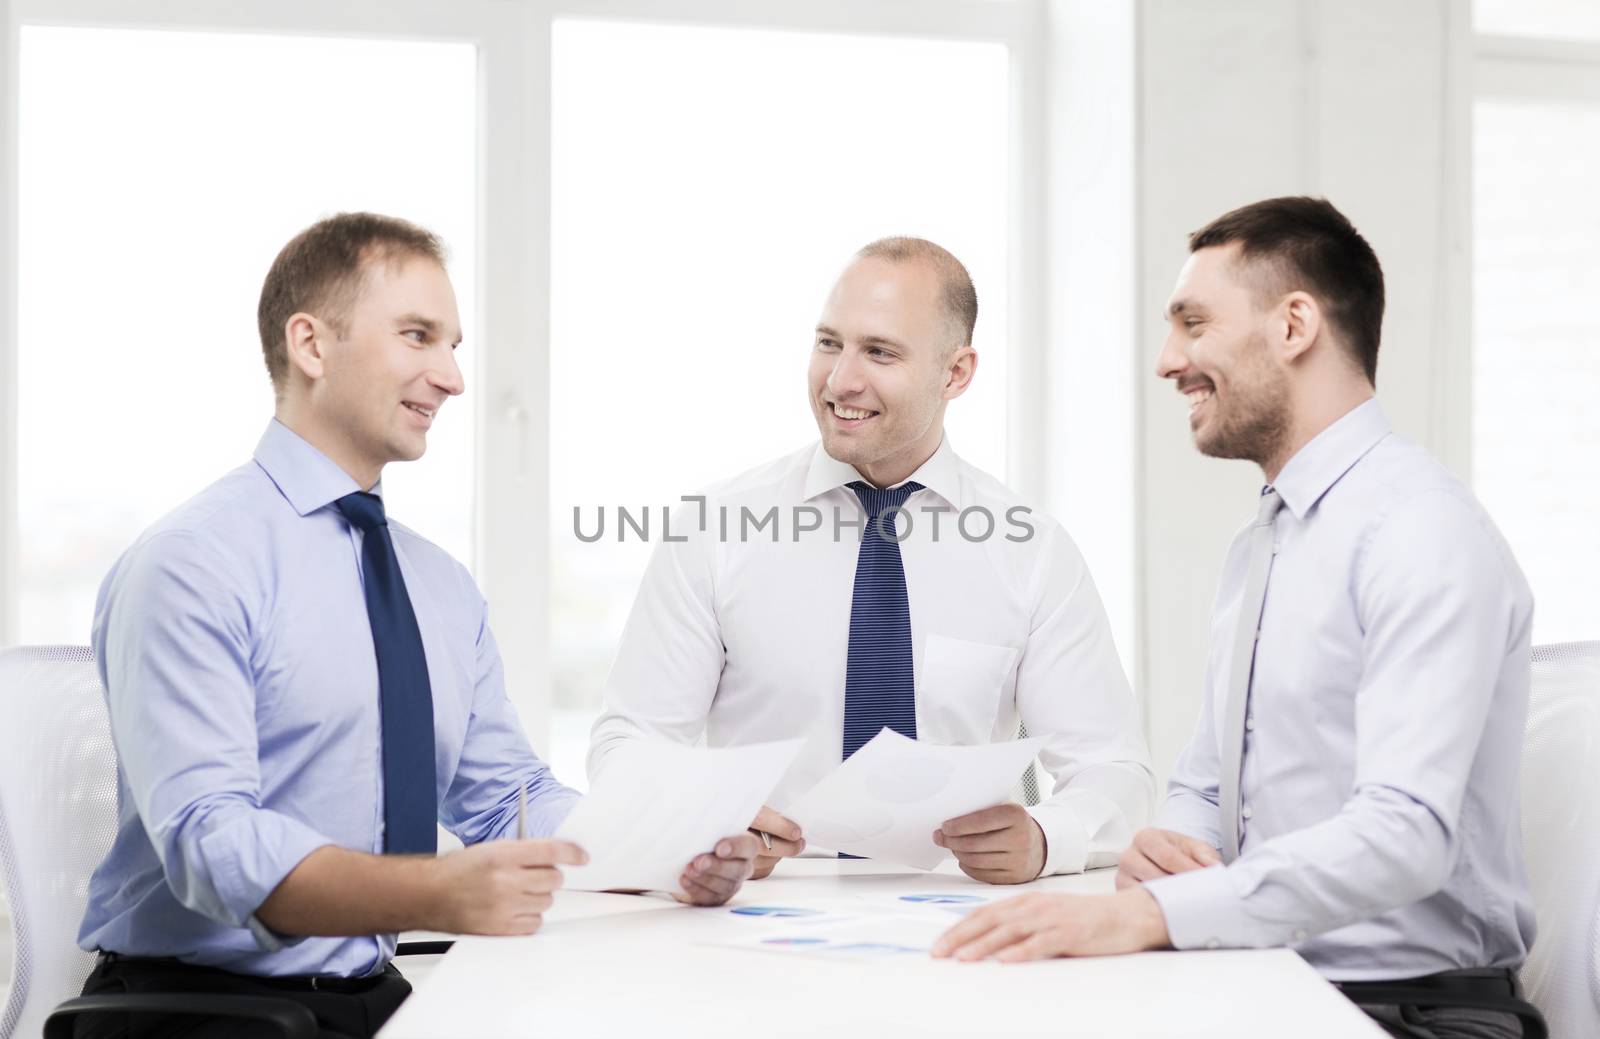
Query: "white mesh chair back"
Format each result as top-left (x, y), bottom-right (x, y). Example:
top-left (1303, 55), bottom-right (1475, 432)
top-left (0, 646), bottom-right (119, 1039)
top-left (1519, 641), bottom-right (1600, 1039)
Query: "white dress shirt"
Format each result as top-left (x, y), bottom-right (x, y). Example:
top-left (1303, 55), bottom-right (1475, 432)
top-left (1146, 399), bottom-right (1536, 980)
top-left (589, 438), bottom-right (1153, 875)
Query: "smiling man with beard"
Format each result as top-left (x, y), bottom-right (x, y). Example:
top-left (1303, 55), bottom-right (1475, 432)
top-left (931, 197), bottom-right (1543, 1039)
top-left (590, 237), bottom-right (1153, 886)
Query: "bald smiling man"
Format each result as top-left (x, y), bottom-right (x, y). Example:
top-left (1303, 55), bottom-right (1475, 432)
top-left (589, 237), bottom-right (1154, 885)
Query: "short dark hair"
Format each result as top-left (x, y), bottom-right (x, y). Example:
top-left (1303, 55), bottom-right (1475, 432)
top-left (1189, 197), bottom-right (1384, 384)
top-left (856, 236), bottom-right (979, 350)
top-left (257, 212), bottom-right (447, 395)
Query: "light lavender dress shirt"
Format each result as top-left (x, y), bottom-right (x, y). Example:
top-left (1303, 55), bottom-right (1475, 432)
top-left (80, 419), bottom-right (580, 977)
top-left (1146, 399), bottom-right (1536, 981)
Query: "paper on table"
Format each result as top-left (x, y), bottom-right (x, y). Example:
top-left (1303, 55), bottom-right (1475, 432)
top-left (784, 729), bottom-right (1043, 870)
top-left (712, 913), bottom-right (952, 961)
top-left (555, 738), bottom-right (803, 893)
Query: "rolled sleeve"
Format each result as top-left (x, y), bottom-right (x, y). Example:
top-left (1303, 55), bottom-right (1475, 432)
top-left (199, 809), bottom-right (333, 949)
top-left (97, 531), bottom-right (333, 939)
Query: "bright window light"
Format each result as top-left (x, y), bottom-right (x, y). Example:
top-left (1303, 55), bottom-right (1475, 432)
top-left (1475, 0), bottom-right (1600, 40)
top-left (17, 27), bottom-right (478, 644)
top-left (549, 20), bottom-right (1011, 715)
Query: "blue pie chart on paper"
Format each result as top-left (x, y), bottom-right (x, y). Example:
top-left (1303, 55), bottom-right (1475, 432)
top-left (899, 894), bottom-right (985, 905)
top-left (731, 906), bottom-right (824, 918)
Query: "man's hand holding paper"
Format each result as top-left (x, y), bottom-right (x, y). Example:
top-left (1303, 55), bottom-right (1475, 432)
top-left (557, 738), bottom-right (804, 903)
top-left (782, 730), bottom-right (1043, 870)
top-left (934, 803), bottom-right (1048, 884)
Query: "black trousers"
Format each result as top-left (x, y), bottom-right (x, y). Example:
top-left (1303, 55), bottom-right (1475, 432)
top-left (73, 953), bottom-right (412, 1039)
top-left (1339, 968), bottom-right (1541, 1039)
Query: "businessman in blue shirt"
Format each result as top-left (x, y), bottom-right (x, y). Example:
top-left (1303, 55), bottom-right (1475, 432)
top-left (75, 213), bottom-right (759, 1038)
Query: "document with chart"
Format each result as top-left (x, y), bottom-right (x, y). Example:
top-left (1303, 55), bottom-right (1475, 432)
top-left (706, 887), bottom-right (998, 961)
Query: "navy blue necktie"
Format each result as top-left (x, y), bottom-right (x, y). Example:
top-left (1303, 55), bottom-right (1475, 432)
top-left (842, 480), bottom-right (923, 761)
top-left (336, 492), bottom-right (438, 855)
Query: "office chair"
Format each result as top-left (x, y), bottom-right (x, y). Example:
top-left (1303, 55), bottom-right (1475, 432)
top-left (0, 646), bottom-right (449, 1039)
top-left (1519, 640), bottom-right (1600, 1039)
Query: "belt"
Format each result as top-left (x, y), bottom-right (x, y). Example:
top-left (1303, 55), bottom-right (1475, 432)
top-left (1336, 968), bottom-right (1546, 1039)
top-left (96, 950), bottom-right (394, 994)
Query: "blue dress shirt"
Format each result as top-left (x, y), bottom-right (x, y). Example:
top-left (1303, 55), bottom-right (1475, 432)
top-left (1146, 399), bottom-right (1536, 981)
top-left (79, 419), bottom-right (579, 977)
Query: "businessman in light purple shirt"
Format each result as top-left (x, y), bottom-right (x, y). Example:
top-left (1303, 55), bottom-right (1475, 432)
top-left (933, 198), bottom-right (1541, 1038)
top-left (76, 213), bottom-right (759, 1038)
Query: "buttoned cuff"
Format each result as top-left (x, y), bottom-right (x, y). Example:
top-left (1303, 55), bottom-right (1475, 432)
top-left (1143, 864), bottom-right (1306, 951)
top-left (1144, 865), bottom-right (1243, 949)
top-left (1026, 802), bottom-right (1088, 877)
top-left (197, 809), bottom-right (334, 950)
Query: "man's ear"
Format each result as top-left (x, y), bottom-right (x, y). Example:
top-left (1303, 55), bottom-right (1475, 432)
top-left (943, 345), bottom-right (978, 401)
top-left (284, 312), bottom-right (328, 382)
top-left (1280, 291), bottom-right (1322, 365)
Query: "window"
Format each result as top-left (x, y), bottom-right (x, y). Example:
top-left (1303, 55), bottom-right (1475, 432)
top-left (16, 27), bottom-right (477, 643)
top-left (1473, 7), bottom-right (1600, 643)
top-left (1475, 0), bottom-right (1600, 41)
top-left (547, 20), bottom-right (1012, 761)
top-left (2, 2), bottom-right (1044, 772)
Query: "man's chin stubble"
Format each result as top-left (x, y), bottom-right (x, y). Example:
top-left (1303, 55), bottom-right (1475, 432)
top-left (1197, 418), bottom-right (1288, 470)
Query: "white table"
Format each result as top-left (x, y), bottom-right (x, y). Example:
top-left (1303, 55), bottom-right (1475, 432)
top-left (379, 859), bottom-right (1383, 1038)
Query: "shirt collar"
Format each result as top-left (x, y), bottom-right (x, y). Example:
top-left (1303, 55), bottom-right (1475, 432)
top-left (252, 418), bottom-right (371, 517)
top-left (801, 434), bottom-right (964, 508)
top-left (1271, 398), bottom-right (1391, 520)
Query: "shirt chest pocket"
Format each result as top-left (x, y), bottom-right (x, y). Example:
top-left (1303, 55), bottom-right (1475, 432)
top-left (917, 633), bottom-right (1019, 744)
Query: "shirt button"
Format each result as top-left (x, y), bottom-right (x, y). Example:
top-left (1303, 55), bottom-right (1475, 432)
top-left (1205, 939), bottom-right (1221, 950)
top-left (1292, 929), bottom-right (1308, 942)
top-left (1241, 805), bottom-right (1254, 820)
top-left (1245, 716), bottom-right (1255, 731)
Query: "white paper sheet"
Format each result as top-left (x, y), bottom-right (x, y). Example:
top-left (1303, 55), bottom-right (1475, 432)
top-left (783, 729), bottom-right (1043, 869)
top-left (556, 738), bottom-right (804, 893)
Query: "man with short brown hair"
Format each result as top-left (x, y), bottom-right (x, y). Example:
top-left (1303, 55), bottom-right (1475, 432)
top-left (74, 212), bottom-right (759, 1038)
top-left (255, 212), bottom-right (449, 396)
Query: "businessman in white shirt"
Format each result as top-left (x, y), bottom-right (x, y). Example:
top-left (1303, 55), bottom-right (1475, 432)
top-left (589, 237), bottom-right (1153, 884)
top-left (932, 198), bottom-right (1541, 1038)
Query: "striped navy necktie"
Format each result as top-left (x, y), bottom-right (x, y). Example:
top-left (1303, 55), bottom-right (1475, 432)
top-left (336, 491), bottom-right (439, 855)
top-left (842, 479), bottom-right (924, 761)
